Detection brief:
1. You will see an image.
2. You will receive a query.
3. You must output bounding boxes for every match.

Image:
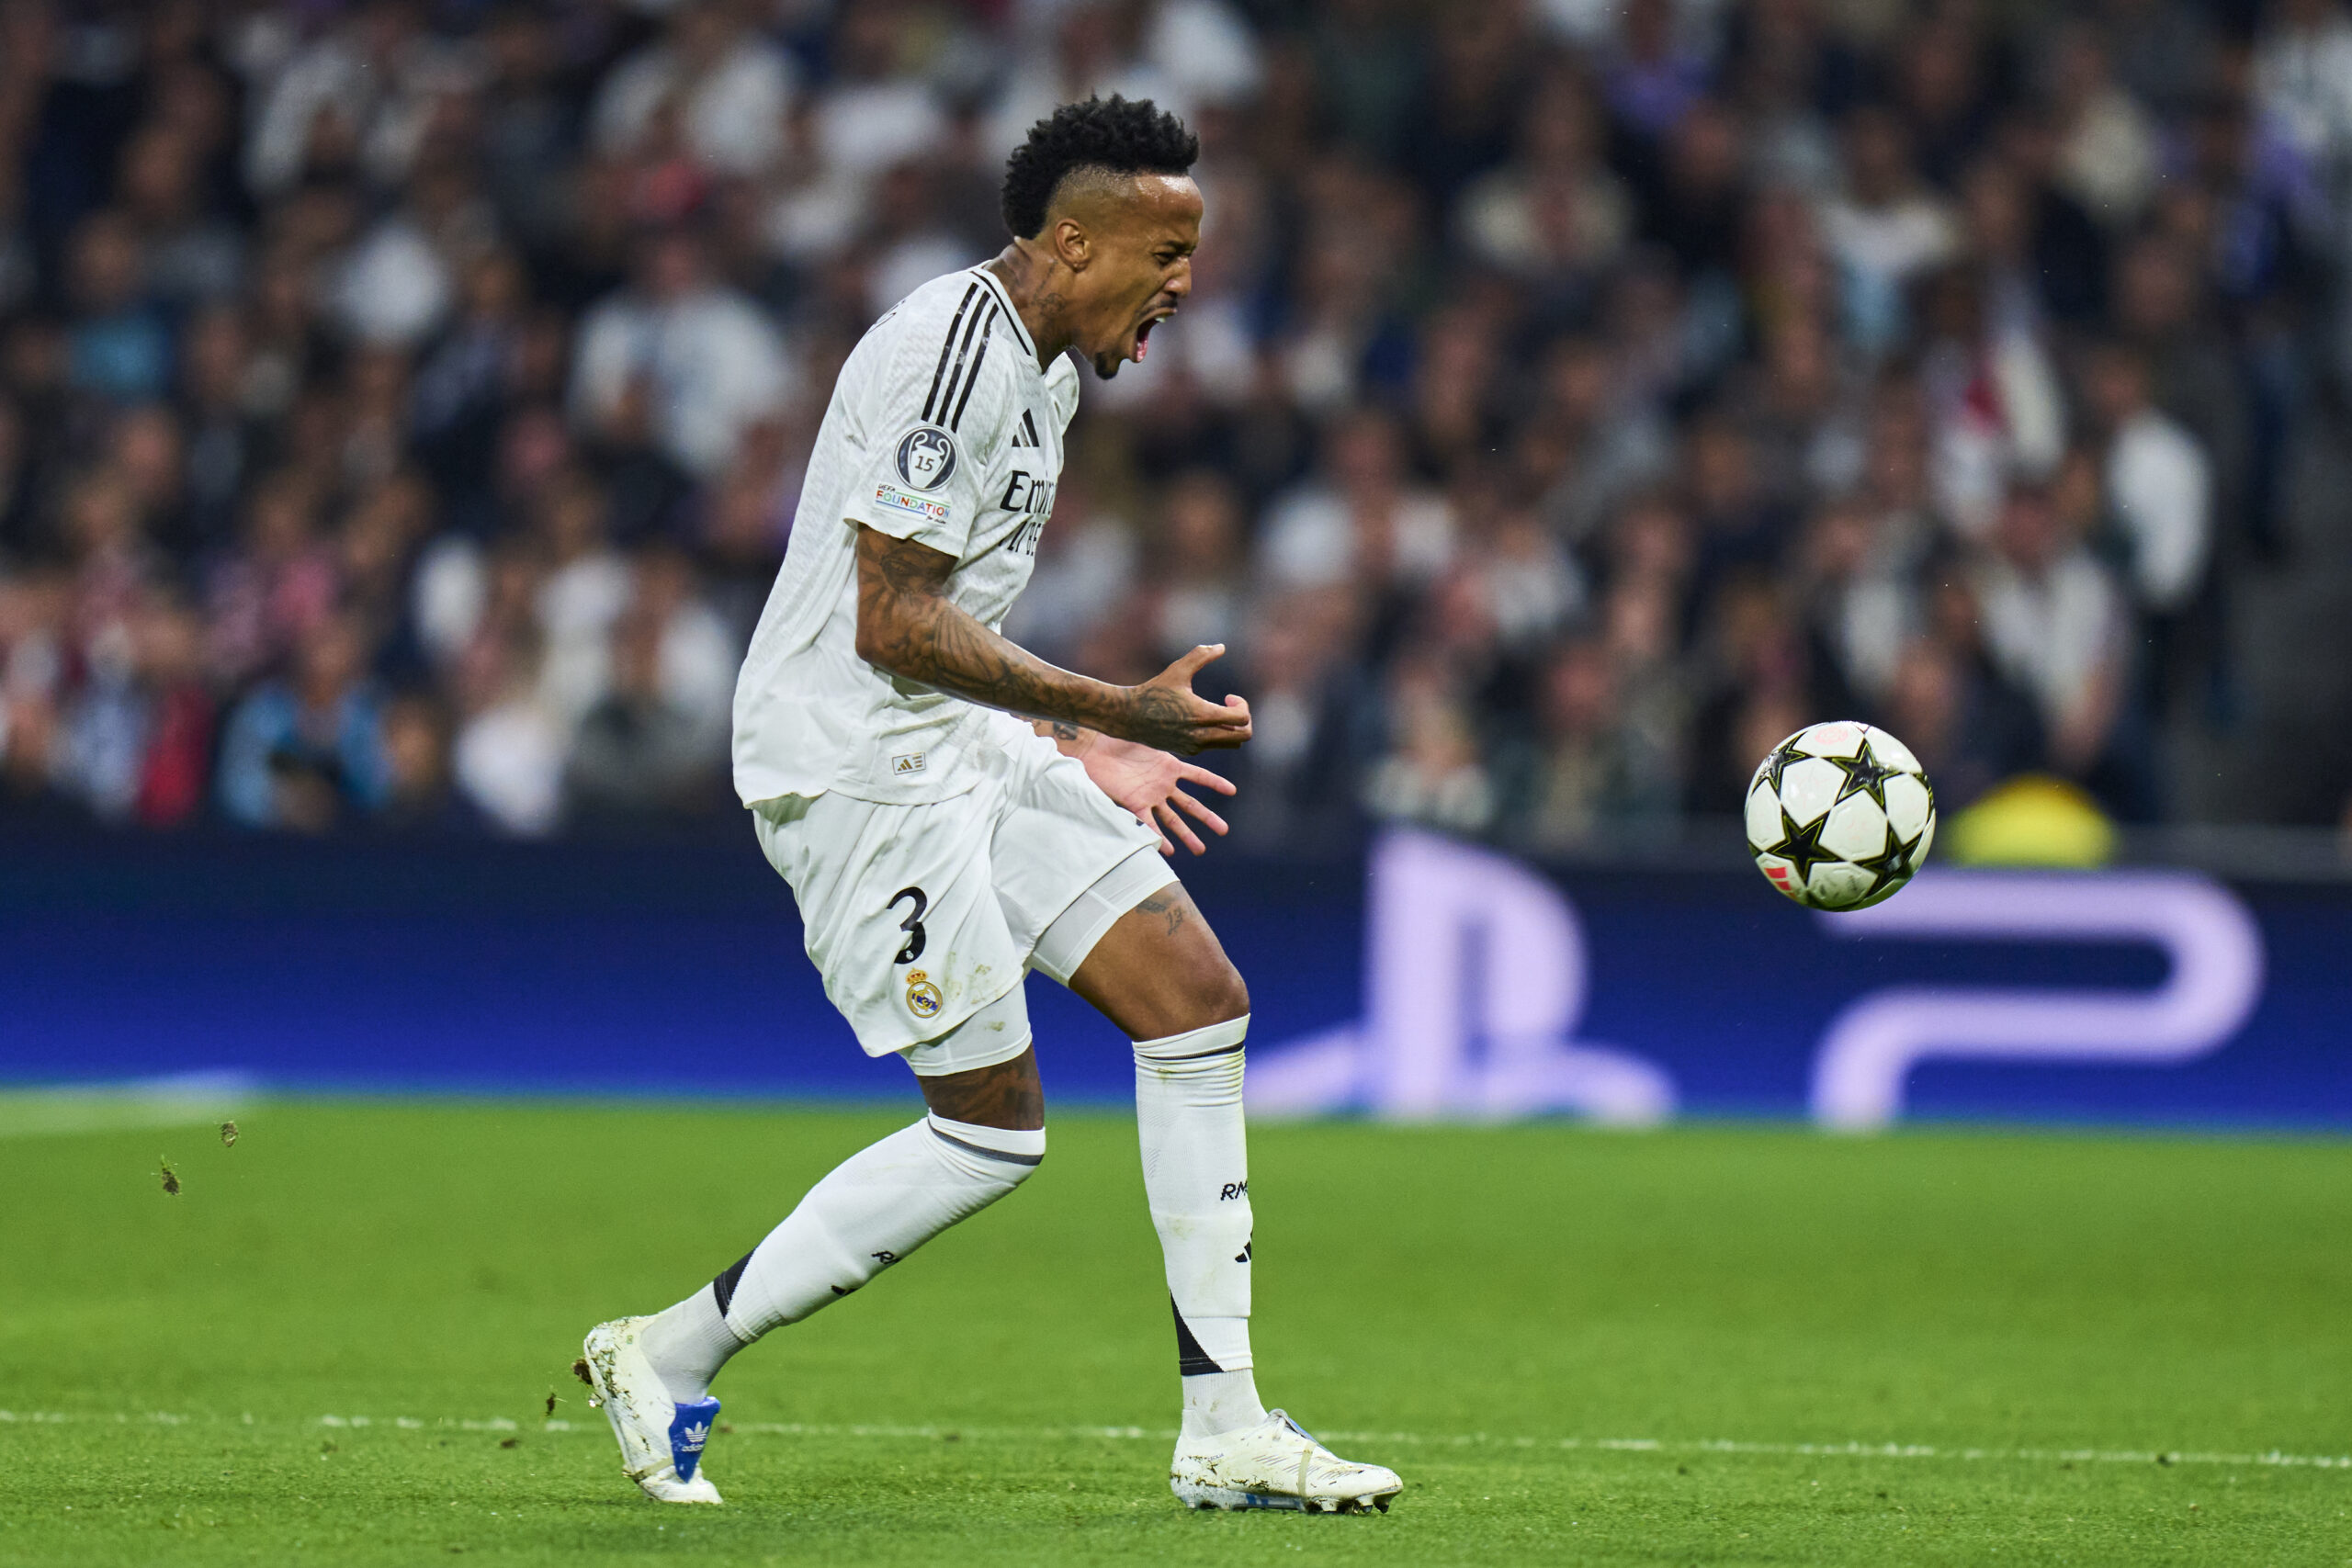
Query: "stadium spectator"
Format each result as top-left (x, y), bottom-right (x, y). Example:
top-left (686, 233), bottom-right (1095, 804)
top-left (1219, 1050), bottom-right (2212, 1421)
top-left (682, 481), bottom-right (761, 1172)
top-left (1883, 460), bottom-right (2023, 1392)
top-left (1259, 408), bottom-right (1453, 593)
top-left (567, 597), bottom-right (729, 825)
top-left (1457, 69), bottom-right (1633, 289)
top-left (205, 469), bottom-right (338, 686)
top-left (591, 0), bottom-right (796, 180)
top-left (374, 687), bottom-right (471, 833)
top-left (64, 211), bottom-right (174, 405)
top-left (1137, 468), bottom-right (1248, 662)
top-left (116, 122), bottom-right (243, 310)
top-left (1361, 652), bottom-right (1498, 836)
top-left (216, 614), bottom-right (389, 831)
top-left (1973, 474), bottom-right (2149, 816)
top-left (570, 230), bottom-right (795, 479)
top-left (1818, 105), bottom-right (1958, 354)
top-left (447, 544), bottom-right (566, 838)
top-left (2084, 339), bottom-right (2213, 621)
top-left (1883, 571), bottom-right (2046, 815)
top-left (1504, 634), bottom-right (1675, 851)
top-left (55, 590), bottom-right (214, 828)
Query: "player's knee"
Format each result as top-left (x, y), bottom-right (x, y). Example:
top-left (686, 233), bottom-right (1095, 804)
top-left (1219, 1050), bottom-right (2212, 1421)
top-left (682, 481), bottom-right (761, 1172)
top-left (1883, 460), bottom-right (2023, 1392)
top-left (1196, 957), bottom-right (1249, 1027)
top-left (1151, 955), bottom-right (1246, 1038)
top-left (914, 1035), bottom-right (1046, 1132)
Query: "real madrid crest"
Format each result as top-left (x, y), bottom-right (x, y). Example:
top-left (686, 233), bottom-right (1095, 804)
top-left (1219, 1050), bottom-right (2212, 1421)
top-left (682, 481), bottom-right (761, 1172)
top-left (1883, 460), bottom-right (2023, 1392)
top-left (904, 968), bottom-right (944, 1018)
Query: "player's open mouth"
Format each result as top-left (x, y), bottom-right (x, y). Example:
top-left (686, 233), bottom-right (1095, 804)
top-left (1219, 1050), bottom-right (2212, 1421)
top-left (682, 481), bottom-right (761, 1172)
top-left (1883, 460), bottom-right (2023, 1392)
top-left (1133, 307), bottom-right (1176, 361)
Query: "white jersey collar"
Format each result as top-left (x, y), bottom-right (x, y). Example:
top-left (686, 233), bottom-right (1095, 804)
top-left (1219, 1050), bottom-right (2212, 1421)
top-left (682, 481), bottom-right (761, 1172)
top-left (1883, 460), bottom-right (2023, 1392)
top-left (967, 265), bottom-right (1039, 367)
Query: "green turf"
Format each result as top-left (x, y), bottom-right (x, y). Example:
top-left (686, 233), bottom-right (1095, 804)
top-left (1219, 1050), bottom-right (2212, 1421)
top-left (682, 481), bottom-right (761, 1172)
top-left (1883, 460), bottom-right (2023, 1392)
top-left (0, 1101), bottom-right (2346, 1566)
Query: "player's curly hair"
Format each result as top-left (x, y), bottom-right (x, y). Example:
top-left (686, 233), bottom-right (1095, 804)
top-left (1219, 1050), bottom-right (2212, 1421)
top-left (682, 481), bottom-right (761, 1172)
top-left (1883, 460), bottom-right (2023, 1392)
top-left (1000, 96), bottom-right (1199, 240)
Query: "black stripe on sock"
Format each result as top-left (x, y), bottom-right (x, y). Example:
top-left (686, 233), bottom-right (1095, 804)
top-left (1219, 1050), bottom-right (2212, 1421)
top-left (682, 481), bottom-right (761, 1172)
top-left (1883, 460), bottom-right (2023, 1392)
top-left (1172, 1297), bottom-right (1226, 1377)
top-left (710, 1250), bottom-right (755, 1316)
top-left (948, 306), bottom-right (999, 431)
top-left (1143, 1040), bottom-right (1247, 1062)
top-left (932, 294), bottom-right (991, 428)
top-left (922, 284), bottom-right (980, 422)
top-left (929, 1124), bottom-right (1043, 1166)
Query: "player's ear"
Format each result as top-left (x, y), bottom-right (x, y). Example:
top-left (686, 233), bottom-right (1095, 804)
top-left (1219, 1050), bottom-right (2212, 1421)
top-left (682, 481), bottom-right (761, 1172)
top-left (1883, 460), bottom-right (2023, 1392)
top-left (1051, 214), bottom-right (1091, 272)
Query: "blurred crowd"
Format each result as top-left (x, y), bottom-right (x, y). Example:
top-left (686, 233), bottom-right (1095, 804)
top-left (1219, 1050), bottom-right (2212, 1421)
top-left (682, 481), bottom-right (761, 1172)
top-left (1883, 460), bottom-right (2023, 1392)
top-left (6, 0), bottom-right (2352, 847)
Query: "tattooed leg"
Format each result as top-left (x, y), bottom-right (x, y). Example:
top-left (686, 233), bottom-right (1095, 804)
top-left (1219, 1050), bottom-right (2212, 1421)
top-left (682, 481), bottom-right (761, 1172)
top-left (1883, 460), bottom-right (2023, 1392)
top-left (918, 1047), bottom-right (1046, 1131)
top-left (1069, 884), bottom-right (1246, 1041)
top-left (1135, 888), bottom-right (1189, 939)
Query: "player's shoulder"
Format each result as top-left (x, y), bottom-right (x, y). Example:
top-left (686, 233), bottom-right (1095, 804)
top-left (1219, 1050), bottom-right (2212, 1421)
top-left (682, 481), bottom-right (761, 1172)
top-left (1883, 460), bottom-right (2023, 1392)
top-left (866, 268), bottom-right (1015, 378)
top-left (870, 270), bottom-right (1044, 446)
top-left (855, 268), bottom-right (1026, 431)
top-left (873, 268), bottom-right (989, 340)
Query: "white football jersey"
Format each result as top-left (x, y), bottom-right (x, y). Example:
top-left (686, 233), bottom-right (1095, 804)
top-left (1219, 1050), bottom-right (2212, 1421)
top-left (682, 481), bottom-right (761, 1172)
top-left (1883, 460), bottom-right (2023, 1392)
top-left (732, 265), bottom-right (1081, 807)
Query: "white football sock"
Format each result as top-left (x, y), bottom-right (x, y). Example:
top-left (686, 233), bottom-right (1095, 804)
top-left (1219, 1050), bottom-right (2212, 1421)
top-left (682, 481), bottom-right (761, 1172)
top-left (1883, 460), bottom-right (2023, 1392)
top-left (1135, 1015), bottom-right (1268, 1438)
top-left (1181, 1368), bottom-right (1267, 1438)
top-left (639, 1280), bottom-right (750, 1404)
top-left (640, 1113), bottom-right (1045, 1403)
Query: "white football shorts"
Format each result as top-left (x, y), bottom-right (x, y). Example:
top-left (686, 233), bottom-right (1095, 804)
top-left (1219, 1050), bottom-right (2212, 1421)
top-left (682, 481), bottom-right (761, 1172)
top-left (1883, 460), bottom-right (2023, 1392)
top-left (752, 726), bottom-right (1170, 1073)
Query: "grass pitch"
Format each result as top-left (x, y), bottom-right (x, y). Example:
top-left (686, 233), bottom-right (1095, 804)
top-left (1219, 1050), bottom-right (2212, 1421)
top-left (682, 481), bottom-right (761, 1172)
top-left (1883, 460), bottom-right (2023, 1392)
top-left (0, 1100), bottom-right (2345, 1566)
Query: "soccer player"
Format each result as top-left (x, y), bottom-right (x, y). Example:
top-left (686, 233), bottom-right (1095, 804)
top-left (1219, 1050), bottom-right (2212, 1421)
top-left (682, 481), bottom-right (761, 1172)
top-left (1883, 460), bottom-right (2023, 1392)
top-left (578, 97), bottom-right (1402, 1516)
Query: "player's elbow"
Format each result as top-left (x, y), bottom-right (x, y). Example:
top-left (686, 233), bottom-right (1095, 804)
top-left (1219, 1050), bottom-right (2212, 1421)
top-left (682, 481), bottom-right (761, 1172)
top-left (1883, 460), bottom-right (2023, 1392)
top-left (853, 603), bottom-right (906, 674)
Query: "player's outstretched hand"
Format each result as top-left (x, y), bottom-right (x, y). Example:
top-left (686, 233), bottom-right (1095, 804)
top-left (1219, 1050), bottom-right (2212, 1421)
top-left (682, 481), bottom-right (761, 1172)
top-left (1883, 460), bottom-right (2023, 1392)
top-left (1075, 733), bottom-right (1238, 856)
top-left (1123, 645), bottom-right (1252, 755)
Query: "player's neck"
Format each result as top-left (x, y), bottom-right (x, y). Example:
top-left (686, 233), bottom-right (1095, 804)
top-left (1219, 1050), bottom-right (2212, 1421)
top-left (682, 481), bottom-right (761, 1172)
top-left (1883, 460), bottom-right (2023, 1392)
top-left (986, 245), bottom-right (1074, 367)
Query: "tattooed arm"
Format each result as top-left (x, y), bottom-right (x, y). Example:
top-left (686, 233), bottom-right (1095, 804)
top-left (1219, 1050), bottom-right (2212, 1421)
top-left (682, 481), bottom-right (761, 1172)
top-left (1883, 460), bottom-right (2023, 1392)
top-left (853, 525), bottom-right (1251, 754)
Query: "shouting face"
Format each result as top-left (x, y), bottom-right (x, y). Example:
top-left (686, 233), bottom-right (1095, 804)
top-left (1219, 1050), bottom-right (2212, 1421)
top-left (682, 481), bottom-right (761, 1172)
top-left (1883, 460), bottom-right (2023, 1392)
top-left (1051, 173), bottom-right (1202, 379)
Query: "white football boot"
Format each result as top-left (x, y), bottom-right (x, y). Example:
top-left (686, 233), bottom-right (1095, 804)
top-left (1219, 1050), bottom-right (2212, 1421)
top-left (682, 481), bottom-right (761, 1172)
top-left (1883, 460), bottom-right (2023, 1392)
top-left (577, 1316), bottom-right (724, 1504)
top-left (1170, 1409), bottom-right (1402, 1513)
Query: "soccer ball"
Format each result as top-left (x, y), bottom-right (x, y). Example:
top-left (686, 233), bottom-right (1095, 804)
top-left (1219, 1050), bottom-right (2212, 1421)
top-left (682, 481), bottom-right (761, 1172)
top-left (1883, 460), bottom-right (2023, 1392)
top-left (1745, 721), bottom-right (1936, 910)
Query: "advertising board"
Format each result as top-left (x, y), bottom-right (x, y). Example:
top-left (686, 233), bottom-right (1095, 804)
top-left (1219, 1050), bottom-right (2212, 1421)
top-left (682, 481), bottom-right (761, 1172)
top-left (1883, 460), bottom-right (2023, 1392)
top-left (4, 830), bottom-right (2344, 1127)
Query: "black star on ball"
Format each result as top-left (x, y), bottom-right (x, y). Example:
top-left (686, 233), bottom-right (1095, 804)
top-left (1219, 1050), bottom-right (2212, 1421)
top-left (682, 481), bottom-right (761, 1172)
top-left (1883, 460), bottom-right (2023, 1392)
top-left (1759, 742), bottom-right (1804, 795)
top-left (1831, 737), bottom-right (1903, 810)
top-left (1770, 807), bottom-right (1838, 886)
top-left (1852, 825), bottom-right (1924, 899)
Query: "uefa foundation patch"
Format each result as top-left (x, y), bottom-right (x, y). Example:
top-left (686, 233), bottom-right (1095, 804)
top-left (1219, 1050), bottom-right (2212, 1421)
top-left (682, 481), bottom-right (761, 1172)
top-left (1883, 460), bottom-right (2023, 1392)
top-left (875, 484), bottom-right (950, 525)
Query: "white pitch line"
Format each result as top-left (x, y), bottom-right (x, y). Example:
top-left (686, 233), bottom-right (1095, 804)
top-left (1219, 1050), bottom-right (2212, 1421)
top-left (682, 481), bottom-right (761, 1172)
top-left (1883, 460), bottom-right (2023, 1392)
top-left (0, 1073), bottom-right (254, 1139)
top-left (4, 1410), bottom-right (2345, 1473)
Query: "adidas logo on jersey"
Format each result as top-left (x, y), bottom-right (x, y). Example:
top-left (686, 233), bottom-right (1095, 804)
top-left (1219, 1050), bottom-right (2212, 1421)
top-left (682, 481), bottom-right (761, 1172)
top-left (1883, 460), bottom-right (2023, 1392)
top-left (1010, 410), bottom-right (1040, 448)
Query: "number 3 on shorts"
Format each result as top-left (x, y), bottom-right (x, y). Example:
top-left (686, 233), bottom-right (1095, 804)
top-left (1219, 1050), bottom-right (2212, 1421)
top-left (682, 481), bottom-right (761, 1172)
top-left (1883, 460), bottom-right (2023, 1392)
top-left (888, 886), bottom-right (928, 964)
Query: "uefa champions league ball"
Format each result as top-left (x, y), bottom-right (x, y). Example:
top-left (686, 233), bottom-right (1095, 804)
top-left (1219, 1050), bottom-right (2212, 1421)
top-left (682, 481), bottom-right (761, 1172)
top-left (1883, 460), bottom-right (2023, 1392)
top-left (1746, 721), bottom-right (1936, 910)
